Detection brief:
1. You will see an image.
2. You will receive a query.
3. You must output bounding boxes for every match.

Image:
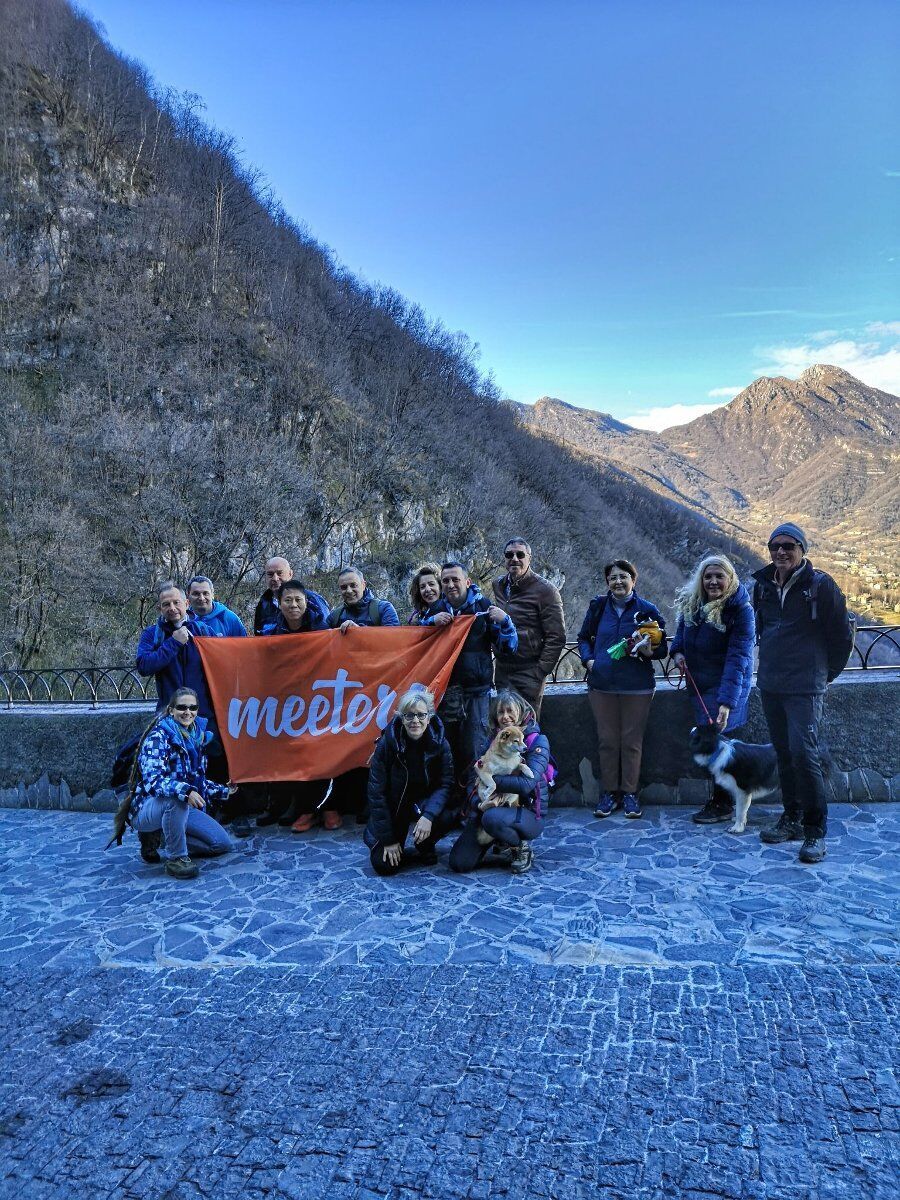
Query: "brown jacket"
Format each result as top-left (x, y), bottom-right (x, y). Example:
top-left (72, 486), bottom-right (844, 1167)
top-left (492, 570), bottom-right (566, 677)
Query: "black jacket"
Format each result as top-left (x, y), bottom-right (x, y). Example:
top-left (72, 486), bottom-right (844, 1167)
top-left (365, 716), bottom-right (453, 846)
top-left (253, 589), bottom-right (279, 636)
top-left (752, 560), bottom-right (853, 694)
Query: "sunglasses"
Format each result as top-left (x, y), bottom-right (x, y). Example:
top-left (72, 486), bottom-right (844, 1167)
top-left (768, 542), bottom-right (802, 554)
top-left (173, 704), bottom-right (198, 713)
top-left (505, 550), bottom-right (528, 560)
top-left (401, 711), bottom-right (429, 723)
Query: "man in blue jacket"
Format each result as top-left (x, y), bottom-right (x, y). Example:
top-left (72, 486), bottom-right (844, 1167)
top-left (327, 567), bottom-right (400, 630)
top-left (422, 562), bottom-right (518, 798)
top-left (753, 523), bottom-right (853, 864)
top-left (136, 582), bottom-right (218, 718)
top-left (187, 576), bottom-right (248, 637)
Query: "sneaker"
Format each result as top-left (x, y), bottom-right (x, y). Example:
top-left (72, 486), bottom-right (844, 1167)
top-left (139, 831), bottom-right (162, 864)
top-left (622, 792), bottom-right (642, 819)
top-left (291, 813), bottom-right (315, 834)
top-left (230, 816), bottom-right (253, 839)
top-left (593, 791), bottom-right (618, 818)
top-left (760, 815), bottom-right (804, 844)
top-left (692, 799), bottom-right (735, 825)
top-left (164, 856), bottom-right (199, 880)
top-left (322, 810), bottom-right (343, 831)
top-left (510, 842), bottom-right (534, 874)
top-left (798, 837), bottom-right (826, 864)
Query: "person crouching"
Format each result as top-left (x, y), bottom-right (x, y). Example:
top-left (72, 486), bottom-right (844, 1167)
top-left (120, 687), bottom-right (233, 879)
top-left (364, 688), bottom-right (457, 875)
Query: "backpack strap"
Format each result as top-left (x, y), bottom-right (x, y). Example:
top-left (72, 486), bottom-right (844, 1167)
top-left (327, 605), bottom-right (344, 628)
top-left (368, 598), bottom-right (381, 626)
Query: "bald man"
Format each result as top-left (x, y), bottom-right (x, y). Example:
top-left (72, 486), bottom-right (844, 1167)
top-left (253, 557), bottom-right (293, 635)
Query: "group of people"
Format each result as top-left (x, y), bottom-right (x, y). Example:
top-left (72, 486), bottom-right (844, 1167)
top-left (119, 523), bottom-right (853, 880)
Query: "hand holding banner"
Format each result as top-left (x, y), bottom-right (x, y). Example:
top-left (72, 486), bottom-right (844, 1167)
top-left (196, 618), bottom-right (473, 782)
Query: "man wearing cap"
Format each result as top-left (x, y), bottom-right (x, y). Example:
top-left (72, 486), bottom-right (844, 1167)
top-left (752, 523), bottom-right (853, 864)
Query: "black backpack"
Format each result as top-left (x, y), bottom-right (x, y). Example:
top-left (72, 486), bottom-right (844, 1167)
top-left (327, 598), bottom-right (382, 628)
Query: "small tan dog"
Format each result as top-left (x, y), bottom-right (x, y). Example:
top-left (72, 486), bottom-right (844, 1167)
top-left (474, 725), bottom-right (534, 812)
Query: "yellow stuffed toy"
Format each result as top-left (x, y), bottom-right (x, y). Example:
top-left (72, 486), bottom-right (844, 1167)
top-left (607, 614), bottom-right (664, 660)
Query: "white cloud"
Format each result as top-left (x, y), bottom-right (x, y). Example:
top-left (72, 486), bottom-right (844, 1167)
top-left (623, 401), bottom-right (726, 431)
top-left (707, 386), bottom-right (744, 398)
top-left (757, 326), bottom-right (900, 396)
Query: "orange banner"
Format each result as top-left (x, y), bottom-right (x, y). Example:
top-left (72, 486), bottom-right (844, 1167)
top-left (195, 619), bottom-right (472, 782)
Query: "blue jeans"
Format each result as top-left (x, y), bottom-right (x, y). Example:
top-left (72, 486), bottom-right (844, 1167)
top-left (133, 795), bottom-right (232, 860)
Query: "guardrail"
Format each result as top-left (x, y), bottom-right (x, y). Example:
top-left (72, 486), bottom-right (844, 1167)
top-left (2, 625), bottom-right (897, 706)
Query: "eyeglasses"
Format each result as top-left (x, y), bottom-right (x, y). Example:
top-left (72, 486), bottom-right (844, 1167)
top-left (767, 541), bottom-right (802, 554)
top-left (505, 550), bottom-right (528, 560)
top-left (401, 711), bottom-right (429, 724)
top-left (174, 704), bottom-right (198, 713)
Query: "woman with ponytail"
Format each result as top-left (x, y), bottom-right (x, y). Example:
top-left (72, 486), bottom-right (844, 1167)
top-left (111, 687), bottom-right (233, 879)
top-left (669, 554), bottom-right (755, 825)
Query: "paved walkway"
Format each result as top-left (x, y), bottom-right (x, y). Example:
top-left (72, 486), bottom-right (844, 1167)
top-left (1, 804), bottom-right (898, 1198)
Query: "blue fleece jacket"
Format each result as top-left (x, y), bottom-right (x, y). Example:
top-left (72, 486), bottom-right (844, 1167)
top-left (188, 601), bottom-right (247, 638)
top-left (577, 591), bottom-right (667, 693)
top-left (135, 616), bottom-right (217, 717)
top-left (329, 586), bottom-right (400, 627)
top-left (421, 585), bottom-right (518, 692)
top-left (669, 584), bottom-right (754, 729)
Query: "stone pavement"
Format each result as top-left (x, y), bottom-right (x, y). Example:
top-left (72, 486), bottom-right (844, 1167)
top-left (1, 804), bottom-right (898, 1199)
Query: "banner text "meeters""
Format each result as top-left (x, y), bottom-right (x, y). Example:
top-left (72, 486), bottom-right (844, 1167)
top-left (227, 669), bottom-right (398, 739)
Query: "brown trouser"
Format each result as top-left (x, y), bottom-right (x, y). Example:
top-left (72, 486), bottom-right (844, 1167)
top-left (494, 663), bottom-right (547, 717)
top-left (588, 690), bottom-right (654, 793)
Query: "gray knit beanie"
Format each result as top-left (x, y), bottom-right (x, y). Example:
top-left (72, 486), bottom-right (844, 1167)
top-left (768, 522), bottom-right (807, 551)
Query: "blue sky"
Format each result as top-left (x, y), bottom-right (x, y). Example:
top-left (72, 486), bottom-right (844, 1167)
top-left (82, 0), bottom-right (899, 428)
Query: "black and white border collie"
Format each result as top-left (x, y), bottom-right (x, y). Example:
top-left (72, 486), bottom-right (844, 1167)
top-left (689, 724), bottom-right (780, 833)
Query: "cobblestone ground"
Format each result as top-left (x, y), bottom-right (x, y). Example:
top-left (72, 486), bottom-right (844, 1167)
top-left (1, 804), bottom-right (898, 1199)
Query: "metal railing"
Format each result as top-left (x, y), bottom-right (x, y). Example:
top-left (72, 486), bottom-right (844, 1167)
top-left (1, 625), bottom-right (897, 706)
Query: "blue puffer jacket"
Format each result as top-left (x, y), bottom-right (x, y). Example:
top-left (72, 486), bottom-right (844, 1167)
top-left (421, 585), bottom-right (518, 692)
top-left (135, 617), bottom-right (218, 717)
top-left (669, 585), bottom-right (755, 730)
top-left (129, 715), bottom-right (228, 821)
top-left (261, 607), bottom-right (328, 635)
top-left (473, 719), bottom-right (551, 818)
top-left (329, 587), bottom-right (400, 628)
top-left (577, 592), bottom-right (668, 692)
top-left (188, 601), bottom-right (247, 638)
top-left (364, 715), bottom-right (454, 847)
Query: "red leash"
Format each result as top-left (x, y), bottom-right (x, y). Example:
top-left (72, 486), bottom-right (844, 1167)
top-left (679, 661), bottom-right (716, 726)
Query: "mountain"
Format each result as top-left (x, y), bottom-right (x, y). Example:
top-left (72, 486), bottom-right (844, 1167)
top-left (521, 369), bottom-right (900, 617)
top-left (0, 0), bottom-right (749, 665)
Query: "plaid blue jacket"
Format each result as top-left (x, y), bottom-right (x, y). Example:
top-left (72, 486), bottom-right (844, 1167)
top-left (129, 716), bottom-right (228, 820)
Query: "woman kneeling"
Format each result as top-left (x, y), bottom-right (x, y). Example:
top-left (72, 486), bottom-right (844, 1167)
top-left (126, 687), bottom-right (233, 879)
top-left (449, 689), bottom-right (550, 875)
top-left (365, 688), bottom-right (456, 875)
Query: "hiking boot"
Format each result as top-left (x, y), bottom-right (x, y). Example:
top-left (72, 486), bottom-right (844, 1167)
top-left (622, 792), bottom-right (642, 819)
top-left (291, 813), bottom-right (315, 834)
top-left (692, 799), bottom-right (734, 824)
top-left (139, 831), bottom-right (162, 864)
top-left (322, 810), bottom-right (343, 831)
top-left (510, 842), bottom-right (534, 874)
top-left (798, 837), bottom-right (826, 864)
top-left (760, 815), bottom-right (804, 844)
top-left (164, 856), bottom-right (199, 880)
top-left (593, 791), bottom-right (618, 818)
top-left (230, 816), bottom-right (253, 839)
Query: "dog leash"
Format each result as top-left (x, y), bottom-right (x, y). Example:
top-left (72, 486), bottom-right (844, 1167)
top-left (679, 661), bottom-right (716, 726)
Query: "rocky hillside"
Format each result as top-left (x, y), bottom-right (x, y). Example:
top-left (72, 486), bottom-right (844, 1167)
top-left (0, 0), bottom-right (745, 666)
top-left (522, 368), bottom-right (899, 616)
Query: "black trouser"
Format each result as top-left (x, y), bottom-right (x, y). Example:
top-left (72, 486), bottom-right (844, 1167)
top-left (206, 752), bottom-right (266, 821)
top-left (449, 808), bottom-right (544, 873)
top-left (369, 807), bottom-right (462, 876)
top-left (265, 779), bottom-right (331, 819)
top-left (330, 768), bottom-right (370, 821)
top-left (759, 691), bottom-right (827, 837)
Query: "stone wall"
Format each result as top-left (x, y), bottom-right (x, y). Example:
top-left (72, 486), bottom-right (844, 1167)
top-left (1, 675), bottom-right (898, 813)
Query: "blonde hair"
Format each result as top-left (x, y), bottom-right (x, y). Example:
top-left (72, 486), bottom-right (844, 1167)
top-left (673, 555), bottom-right (739, 631)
